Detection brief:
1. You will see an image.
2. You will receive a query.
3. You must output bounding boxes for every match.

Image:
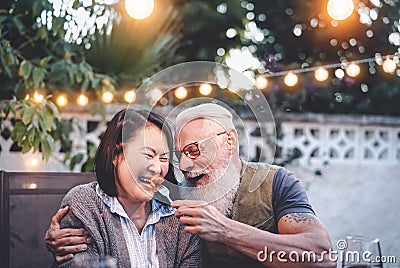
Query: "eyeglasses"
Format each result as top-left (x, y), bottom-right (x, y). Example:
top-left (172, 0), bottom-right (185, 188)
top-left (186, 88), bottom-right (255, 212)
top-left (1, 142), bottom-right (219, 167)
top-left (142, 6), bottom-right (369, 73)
top-left (173, 131), bottom-right (227, 163)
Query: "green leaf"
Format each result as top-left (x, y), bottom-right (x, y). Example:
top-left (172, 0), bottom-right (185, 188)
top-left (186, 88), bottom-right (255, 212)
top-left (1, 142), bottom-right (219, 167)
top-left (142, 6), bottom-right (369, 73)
top-left (69, 154), bottom-right (84, 170)
top-left (81, 78), bottom-right (89, 91)
top-left (11, 16), bottom-right (25, 35)
top-left (22, 106), bottom-right (35, 125)
top-left (39, 56), bottom-right (52, 67)
top-left (40, 133), bottom-right (55, 161)
top-left (27, 127), bottom-right (35, 143)
top-left (33, 129), bottom-right (41, 152)
top-left (37, 109), bottom-right (53, 132)
top-left (47, 100), bottom-right (60, 119)
top-left (21, 139), bottom-right (31, 154)
top-left (32, 67), bottom-right (45, 87)
top-left (11, 121), bottom-right (27, 142)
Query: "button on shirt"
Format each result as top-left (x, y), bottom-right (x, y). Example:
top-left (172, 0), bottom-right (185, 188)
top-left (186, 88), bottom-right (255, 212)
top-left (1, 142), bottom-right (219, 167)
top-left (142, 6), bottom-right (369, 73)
top-left (96, 184), bottom-right (175, 268)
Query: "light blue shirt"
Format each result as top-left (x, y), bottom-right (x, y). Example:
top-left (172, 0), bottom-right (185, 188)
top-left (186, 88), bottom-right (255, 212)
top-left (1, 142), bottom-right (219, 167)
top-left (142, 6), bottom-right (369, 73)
top-left (96, 184), bottom-right (175, 268)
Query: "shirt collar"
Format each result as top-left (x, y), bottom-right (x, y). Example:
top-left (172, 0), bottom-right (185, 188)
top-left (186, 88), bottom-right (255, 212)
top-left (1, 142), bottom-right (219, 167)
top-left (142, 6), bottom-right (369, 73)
top-left (96, 183), bottom-right (175, 223)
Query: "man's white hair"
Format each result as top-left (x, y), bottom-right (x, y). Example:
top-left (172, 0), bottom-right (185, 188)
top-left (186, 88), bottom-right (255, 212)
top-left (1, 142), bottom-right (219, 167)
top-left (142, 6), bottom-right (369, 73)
top-left (175, 103), bottom-right (236, 131)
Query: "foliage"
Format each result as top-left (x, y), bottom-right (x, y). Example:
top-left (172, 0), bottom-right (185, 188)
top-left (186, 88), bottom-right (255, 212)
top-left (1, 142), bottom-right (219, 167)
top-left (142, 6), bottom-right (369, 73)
top-left (242, 0), bottom-right (400, 115)
top-left (0, 0), bottom-right (183, 170)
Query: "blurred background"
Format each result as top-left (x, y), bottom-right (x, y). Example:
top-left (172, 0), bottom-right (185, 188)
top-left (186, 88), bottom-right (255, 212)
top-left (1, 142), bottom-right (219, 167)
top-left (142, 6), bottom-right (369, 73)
top-left (0, 0), bottom-right (399, 267)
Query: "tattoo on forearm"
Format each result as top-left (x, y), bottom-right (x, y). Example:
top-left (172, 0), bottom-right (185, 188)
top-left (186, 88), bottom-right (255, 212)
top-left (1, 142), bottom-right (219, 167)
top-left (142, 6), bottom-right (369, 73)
top-left (283, 213), bottom-right (320, 224)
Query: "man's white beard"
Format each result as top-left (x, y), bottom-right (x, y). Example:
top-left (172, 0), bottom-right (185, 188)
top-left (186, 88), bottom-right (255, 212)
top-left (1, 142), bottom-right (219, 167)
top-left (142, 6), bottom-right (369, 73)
top-left (179, 162), bottom-right (241, 217)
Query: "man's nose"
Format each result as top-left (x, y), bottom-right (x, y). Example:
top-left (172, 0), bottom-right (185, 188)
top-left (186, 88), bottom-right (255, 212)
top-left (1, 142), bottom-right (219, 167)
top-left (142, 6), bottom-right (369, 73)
top-left (179, 155), bottom-right (194, 172)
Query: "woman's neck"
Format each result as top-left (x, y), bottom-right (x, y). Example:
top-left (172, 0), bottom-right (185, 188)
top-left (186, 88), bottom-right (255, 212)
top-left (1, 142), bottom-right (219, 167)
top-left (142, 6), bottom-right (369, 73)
top-left (118, 197), bottom-right (152, 234)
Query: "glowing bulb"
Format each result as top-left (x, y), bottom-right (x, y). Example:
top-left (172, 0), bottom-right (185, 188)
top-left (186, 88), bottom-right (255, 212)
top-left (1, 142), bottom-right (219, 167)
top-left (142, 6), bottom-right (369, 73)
top-left (33, 91), bottom-right (44, 104)
top-left (327, 0), bottom-right (354, 21)
top-left (101, 91), bottom-right (114, 103)
top-left (314, 67), bottom-right (329, 82)
top-left (56, 95), bottom-right (68, 107)
top-left (30, 158), bottom-right (38, 167)
top-left (124, 90), bottom-right (136, 103)
top-left (150, 88), bottom-right (163, 103)
top-left (382, 58), bottom-right (396, 73)
top-left (345, 63), bottom-right (361, 77)
top-left (199, 83), bottom-right (213, 96)
top-left (77, 94), bottom-right (89, 106)
top-left (24, 94), bottom-right (30, 100)
top-left (284, 72), bottom-right (298, 87)
top-left (255, 76), bottom-right (268, 89)
top-left (174, 86), bottom-right (188, 100)
top-left (125, 0), bottom-right (154, 20)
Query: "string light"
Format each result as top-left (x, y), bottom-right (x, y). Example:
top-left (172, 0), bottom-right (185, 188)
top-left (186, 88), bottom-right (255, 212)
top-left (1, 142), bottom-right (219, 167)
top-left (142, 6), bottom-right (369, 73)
top-left (261, 54), bottom-right (397, 78)
top-left (199, 83), bottom-right (213, 96)
top-left (327, 0), bottom-right (354, 21)
top-left (314, 67), bottom-right (329, 82)
top-left (33, 91), bottom-right (44, 104)
top-left (149, 88), bottom-right (163, 103)
top-left (345, 63), bottom-right (361, 77)
top-left (125, 0), bottom-right (154, 20)
top-left (124, 90), bottom-right (136, 103)
top-left (77, 94), bottom-right (89, 106)
top-left (56, 95), bottom-right (68, 107)
top-left (255, 76), bottom-right (268, 89)
top-left (284, 72), bottom-right (299, 87)
top-left (174, 86), bottom-right (188, 99)
top-left (101, 91), bottom-right (114, 103)
top-left (382, 58), bottom-right (397, 73)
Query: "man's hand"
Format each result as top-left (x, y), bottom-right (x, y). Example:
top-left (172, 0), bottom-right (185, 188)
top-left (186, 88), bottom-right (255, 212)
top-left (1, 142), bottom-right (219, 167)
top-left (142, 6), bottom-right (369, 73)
top-left (44, 206), bottom-right (92, 263)
top-left (172, 200), bottom-right (230, 242)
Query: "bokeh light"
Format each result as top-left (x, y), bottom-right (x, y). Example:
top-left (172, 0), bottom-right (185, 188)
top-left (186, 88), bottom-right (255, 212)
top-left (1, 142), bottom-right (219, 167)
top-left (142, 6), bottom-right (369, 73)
top-left (382, 58), bottom-right (397, 73)
top-left (124, 90), bottom-right (136, 103)
top-left (56, 95), bottom-right (68, 107)
top-left (125, 0), bottom-right (154, 20)
top-left (284, 72), bottom-right (298, 87)
top-left (327, 0), bottom-right (354, 21)
top-left (255, 76), bottom-right (268, 89)
top-left (346, 63), bottom-right (361, 77)
top-left (314, 67), bottom-right (329, 82)
top-left (101, 91), bottom-right (114, 103)
top-left (174, 86), bottom-right (188, 99)
top-left (77, 94), bottom-right (89, 106)
top-left (199, 83), bottom-right (213, 96)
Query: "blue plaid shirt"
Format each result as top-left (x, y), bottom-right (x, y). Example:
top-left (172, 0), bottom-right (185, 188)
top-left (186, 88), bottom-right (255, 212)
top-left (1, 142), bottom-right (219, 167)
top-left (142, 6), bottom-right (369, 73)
top-left (96, 184), bottom-right (175, 268)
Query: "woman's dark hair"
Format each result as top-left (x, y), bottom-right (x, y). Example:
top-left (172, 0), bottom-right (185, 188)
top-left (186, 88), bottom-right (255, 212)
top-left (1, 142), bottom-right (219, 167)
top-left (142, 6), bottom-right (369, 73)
top-left (94, 109), bottom-right (176, 196)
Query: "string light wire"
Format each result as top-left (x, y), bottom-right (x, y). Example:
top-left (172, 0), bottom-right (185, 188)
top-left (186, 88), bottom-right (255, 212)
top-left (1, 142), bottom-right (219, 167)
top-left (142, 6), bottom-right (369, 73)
top-left (261, 54), bottom-right (398, 77)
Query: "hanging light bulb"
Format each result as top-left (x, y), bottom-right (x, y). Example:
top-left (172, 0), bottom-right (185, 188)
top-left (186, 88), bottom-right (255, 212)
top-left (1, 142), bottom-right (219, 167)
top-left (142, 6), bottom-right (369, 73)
top-left (77, 94), bottom-right (89, 106)
top-left (345, 63), bottom-right (361, 77)
top-left (199, 83), bottom-right (213, 96)
top-left (314, 67), bottom-right (329, 82)
top-left (125, 0), bottom-right (154, 20)
top-left (255, 76), bottom-right (268, 89)
top-left (382, 58), bottom-right (396, 73)
top-left (174, 86), bottom-right (188, 100)
top-left (284, 72), bottom-right (299, 87)
top-left (33, 91), bottom-right (44, 104)
top-left (149, 88), bottom-right (163, 103)
top-left (327, 0), bottom-right (354, 21)
top-left (124, 90), bottom-right (136, 103)
top-left (56, 95), bottom-right (68, 107)
top-left (101, 91), bottom-right (114, 103)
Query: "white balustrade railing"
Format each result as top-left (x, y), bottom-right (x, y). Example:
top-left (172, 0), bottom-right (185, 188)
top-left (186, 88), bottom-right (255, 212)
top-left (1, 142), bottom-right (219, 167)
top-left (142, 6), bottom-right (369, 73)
top-left (1, 110), bottom-right (399, 172)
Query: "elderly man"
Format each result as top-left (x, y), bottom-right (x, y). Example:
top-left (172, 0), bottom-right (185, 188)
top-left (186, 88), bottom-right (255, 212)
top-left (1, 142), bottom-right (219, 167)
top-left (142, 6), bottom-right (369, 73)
top-left (45, 103), bottom-right (335, 267)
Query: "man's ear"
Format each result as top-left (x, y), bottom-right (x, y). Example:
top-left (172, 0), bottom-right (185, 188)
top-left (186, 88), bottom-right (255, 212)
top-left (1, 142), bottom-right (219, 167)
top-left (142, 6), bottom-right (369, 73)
top-left (226, 129), bottom-right (238, 151)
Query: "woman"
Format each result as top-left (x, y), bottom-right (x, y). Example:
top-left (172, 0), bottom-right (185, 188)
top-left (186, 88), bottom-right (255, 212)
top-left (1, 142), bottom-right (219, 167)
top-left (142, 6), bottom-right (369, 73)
top-left (55, 109), bottom-right (201, 267)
